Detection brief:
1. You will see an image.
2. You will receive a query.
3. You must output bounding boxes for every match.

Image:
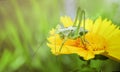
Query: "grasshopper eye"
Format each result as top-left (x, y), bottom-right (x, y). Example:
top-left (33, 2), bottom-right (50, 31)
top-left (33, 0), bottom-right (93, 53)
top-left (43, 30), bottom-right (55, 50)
top-left (79, 30), bottom-right (88, 36)
top-left (79, 27), bottom-right (88, 36)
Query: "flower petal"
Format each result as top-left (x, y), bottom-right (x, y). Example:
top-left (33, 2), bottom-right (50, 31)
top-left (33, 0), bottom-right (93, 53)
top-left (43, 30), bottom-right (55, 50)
top-left (60, 16), bottom-right (73, 27)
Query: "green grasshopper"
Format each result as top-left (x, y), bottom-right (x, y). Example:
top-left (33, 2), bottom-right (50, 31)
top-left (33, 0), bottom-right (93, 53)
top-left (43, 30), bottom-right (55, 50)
top-left (56, 7), bottom-right (88, 52)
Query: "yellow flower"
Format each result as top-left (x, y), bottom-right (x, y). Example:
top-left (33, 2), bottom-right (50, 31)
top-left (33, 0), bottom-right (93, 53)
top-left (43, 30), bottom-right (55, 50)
top-left (47, 16), bottom-right (120, 61)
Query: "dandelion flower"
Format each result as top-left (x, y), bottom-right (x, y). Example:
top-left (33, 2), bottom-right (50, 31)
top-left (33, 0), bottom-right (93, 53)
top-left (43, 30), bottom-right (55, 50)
top-left (47, 16), bottom-right (120, 61)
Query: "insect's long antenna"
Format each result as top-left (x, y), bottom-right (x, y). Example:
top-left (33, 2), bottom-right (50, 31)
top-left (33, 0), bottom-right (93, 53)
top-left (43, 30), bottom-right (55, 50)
top-left (73, 7), bottom-right (81, 26)
top-left (59, 37), bottom-right (67, 52)
top-left (32, 39), bottom-right (46, 57)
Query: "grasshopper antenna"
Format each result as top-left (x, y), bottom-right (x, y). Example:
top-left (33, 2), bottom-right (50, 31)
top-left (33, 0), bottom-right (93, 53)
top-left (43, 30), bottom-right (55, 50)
top-left (81, 10), bottom-right (86, 42)
top-left (59, 37), bottom-right (68, 52)
top-left (32, 39), bottom-right (46, 57)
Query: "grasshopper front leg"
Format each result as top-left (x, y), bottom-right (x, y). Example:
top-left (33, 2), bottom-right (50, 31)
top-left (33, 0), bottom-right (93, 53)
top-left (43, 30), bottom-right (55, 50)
top-left (59, 37), bottom-right (68, 52)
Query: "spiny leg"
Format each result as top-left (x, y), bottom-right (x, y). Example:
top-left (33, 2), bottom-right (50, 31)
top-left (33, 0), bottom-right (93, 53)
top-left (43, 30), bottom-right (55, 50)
top-left (73, 7), bottom-right (81, 27)
top-left (73, 7), bottom-right (82, 38)
top-left (81, 10), bottom-right (86, 42)
top-left (77, 11), bottom-right (84, 44)
top-left (75, 9), bottom-right (86, 44)
top-left (76, 9), bottom-right (86, 45)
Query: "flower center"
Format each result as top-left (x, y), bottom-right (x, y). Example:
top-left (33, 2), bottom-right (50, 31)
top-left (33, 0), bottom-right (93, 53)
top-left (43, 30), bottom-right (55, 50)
top-left (76, 33), bottom-right (107, 54)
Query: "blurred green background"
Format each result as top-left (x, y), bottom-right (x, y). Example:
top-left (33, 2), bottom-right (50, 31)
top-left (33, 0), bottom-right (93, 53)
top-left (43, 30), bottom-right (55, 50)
top-left (0, 0), bottom-right (120, 72)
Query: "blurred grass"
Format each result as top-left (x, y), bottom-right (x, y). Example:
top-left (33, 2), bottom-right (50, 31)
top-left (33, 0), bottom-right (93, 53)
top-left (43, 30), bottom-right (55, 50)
top-left (0, 0), bottom-right (120, 72)
top-left (0, 0), bottom-right (60, 72)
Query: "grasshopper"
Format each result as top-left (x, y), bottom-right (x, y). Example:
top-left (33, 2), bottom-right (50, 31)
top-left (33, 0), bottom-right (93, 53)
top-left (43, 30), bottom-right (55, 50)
top-left (56, 7), bottom-right (88, 52)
